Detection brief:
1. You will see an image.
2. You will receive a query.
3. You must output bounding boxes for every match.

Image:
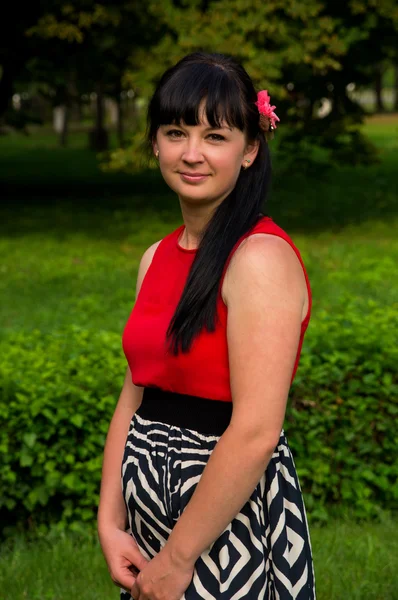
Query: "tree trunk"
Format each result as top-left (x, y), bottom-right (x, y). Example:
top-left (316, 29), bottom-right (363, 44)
top-left (96, 83), bottom-right (104, 133)
top-left (53, 105), bottom-right (69, 146)
top-left (0, 63), bottom-right (15, 118)
top-left (375, 64), bottom-right (384, 113)
top-left (116, 95), bottom-right (124, 147)
top-left (89, 82), bottom-right (108, 151)
top-left (60, 104), bottom-right (70, 147)
top-left (76, 98), bottom-right (83, 123)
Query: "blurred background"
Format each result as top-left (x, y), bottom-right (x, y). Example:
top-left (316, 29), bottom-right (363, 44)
top-left (0, 2), bottom-right (397, 599)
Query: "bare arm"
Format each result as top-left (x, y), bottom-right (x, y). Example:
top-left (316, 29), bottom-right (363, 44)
top-left (97, 239), bottom-right (162, 588)
top-left (162, 234), bottom-right (308, 566)
top-left (97, 364), bottom-right (144, 533)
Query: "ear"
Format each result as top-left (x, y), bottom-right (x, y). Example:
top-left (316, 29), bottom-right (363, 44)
top-left (243, 138), bottom-right (260, 166)
top-left (152, 139), bottom-right (159, 156)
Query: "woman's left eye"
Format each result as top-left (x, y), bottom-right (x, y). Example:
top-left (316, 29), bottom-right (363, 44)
top-left (208, 134), bottom-right (225, 141)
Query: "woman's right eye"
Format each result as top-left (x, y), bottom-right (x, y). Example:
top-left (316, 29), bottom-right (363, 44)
top-left (166, 129), bottom-right (183, 138)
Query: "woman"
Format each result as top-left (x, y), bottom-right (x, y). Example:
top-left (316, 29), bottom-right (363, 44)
top-left (98, 52), bottom-right (316, 600)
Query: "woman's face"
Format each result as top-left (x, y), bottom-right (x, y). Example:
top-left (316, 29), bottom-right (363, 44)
top-left (154, 105), bottom-right (258, 206)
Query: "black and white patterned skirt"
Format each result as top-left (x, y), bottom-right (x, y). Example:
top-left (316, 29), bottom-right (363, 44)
top-left (120, 387), bottom-right (316, 599)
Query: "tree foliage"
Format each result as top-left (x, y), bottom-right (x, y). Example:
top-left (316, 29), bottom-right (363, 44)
top-left (25, 1), bottom-right (164, 100)
top-left (116, 0), bottom-right (397, 169)
top-left (1, 1), bottom-right (397, 164)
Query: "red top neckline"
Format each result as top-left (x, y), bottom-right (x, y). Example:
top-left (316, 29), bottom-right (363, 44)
top-left (176, 225), bottom-right (198, 253)
top-left (176, 216), bottom-right (273, 253)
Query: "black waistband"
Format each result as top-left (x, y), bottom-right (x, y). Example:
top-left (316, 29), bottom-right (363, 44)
top-left (136, 387), bottom-right (233, 436)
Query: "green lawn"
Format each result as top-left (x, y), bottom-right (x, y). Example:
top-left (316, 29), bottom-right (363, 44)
top-left (0, 513), bottom-right (397, 600)
top-left (0, 117), bottom-right (397, 336)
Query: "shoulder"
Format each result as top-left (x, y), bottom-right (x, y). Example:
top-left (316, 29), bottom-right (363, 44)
top-left (136, 239), bottom-right (163, 294)
top-left (138, 223), bottom-right (182, 282)
top-left (222, 233), bottom-right (306, 309)
top-left (140, 239), bottom-right (163, 270)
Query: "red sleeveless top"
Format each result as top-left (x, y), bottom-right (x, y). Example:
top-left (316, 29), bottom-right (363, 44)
top-left (122, 216), bottom-right (312, 402)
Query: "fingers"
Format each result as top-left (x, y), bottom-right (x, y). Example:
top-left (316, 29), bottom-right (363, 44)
top-left (100, 528), bottom-right (150, 597)
top-left (125, 545), bottom-right (150, 572)
top-left (131, 571), bottom-right (148, 600)
top-left (111, 566), bottom-right (137, 593)
top-left (130, 579), bottom-right (140, 599)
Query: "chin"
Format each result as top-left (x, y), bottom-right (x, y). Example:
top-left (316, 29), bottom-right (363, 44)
top-left (179, 191), bottom-right (213, 204)
top-left (174, 181), bottom-right (213, 200)
top-left (164, 174), bottom-right (231, 204)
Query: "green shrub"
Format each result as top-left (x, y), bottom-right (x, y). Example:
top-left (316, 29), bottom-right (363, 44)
top-left (0, 326), bottom-right (125, 537)
top-left (0, 299), bottom-right (397, 537)
top-left (286, 298), bottom-right (398, 521)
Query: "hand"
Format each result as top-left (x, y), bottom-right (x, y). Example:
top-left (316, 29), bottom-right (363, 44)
top-left (130, 547), bottom-right (194, 600)
top-left (99, 526), bottom-right (150, 593)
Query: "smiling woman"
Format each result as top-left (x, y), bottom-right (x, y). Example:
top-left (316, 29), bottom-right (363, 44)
top-left (155, 116), bottom-right (256, 208)
top-left (97, 52), bottom-right (316, 600)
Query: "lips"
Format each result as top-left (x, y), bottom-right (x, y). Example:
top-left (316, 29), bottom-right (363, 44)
top-left (180, 172), bottom-right (209, 176)
top-left (179, 172), bottom-right (210, 183)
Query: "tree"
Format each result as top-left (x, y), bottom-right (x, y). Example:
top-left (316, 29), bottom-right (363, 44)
top-left (26, 1), bottom-right (165, 150)
top-left (0, 2), bottom-right (44, 124)
top-left (3, 1), bottom-right (397, 162)
top-left (394, 63), bottom-right (398, 111)
top-left (112, 0), bottom-right (398, 169)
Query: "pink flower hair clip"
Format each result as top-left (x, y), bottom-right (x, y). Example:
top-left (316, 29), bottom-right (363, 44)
top-left (255, 90), bottom-right (280, 139)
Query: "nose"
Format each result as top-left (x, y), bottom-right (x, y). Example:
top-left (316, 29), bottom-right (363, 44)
top-left (181, 138), bottom-right (205, 164)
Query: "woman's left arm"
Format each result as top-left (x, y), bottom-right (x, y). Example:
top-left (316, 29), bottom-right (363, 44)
top-left (131, 234), bottom-right (307, 599)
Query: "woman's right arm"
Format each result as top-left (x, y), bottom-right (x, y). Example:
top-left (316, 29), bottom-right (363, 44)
top-left (97, 364), bottom-right (143, 534)
top-left (97, 239), bottom-right (162, 592)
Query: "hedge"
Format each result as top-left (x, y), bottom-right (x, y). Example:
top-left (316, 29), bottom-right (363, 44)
top-left (286, 300), bottom-right (398, 521)
top-left (0, 300), bottom-right (397, 537)
top-left (0, 327), bottom-right (125, 537)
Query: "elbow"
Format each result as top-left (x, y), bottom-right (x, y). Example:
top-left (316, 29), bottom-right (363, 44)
top-left (256, 433), bottom-right (280, 456)
top-left (227, 422), bottom-right (280, 457)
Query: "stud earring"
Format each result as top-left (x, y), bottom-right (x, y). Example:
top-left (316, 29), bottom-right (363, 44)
top-left (155, 150), bottom-right (159, 158)
top-left (243, 158), bottom-right (251, 169)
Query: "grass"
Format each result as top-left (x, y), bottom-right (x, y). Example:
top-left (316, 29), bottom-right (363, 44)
top-left (0, 512), bottom-right (397, 600)
top-left (0, 116), bottom-right (397, 336)
top-left (1, 211), bottom-right (397, 337)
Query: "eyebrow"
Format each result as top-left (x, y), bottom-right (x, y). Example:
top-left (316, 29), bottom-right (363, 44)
top-left (162, 123), bottom-right (233, 132)
top-left (204, 125), bottom-right (233, 132)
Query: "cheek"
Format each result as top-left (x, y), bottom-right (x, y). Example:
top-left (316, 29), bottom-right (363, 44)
top-left (158, 147), bottom-right (179, 179)
top-left (158, 144), bottom-right (179, 165)
top-left (159, 166), bottom-right (177, 192)
top-left (215, 141), bottom-right (243, 163)
top-left (214, 150), bottom-right (242, 180)
top-left (158, 153), bottom-right (180, 191)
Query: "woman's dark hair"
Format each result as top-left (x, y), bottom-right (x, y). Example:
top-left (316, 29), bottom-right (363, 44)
top-left (147, 52), bottom-right (272, 355)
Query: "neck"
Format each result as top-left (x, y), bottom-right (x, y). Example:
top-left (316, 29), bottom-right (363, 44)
top-left (179, 194), bottom-right (227, 249)
top-left (179, 209), bottom-right (210, 250)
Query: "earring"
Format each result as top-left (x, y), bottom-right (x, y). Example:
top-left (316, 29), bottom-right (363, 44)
top-left (155, 150), bottom-right (159, 158)
top-left (243, 159), bottom-right (251, 169)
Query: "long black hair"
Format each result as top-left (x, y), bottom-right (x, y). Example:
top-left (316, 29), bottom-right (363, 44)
top-left (147, 52), bottom-right (272, 355)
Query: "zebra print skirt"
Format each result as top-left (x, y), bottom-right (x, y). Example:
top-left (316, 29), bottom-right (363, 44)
top-left (120, 387), bottom-right (316, 599)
